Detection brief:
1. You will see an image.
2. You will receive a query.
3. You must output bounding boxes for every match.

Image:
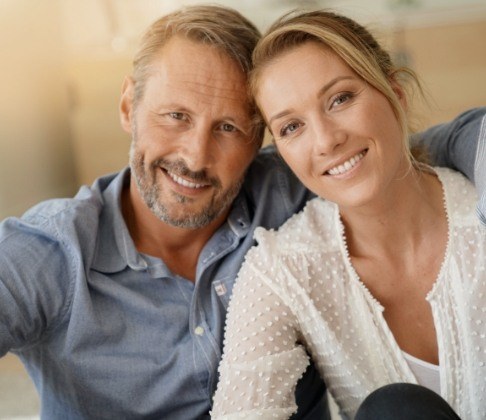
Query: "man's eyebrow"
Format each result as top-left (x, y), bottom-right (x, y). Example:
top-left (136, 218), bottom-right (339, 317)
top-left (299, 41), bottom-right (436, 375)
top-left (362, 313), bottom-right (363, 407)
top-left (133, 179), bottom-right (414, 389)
top-left (267, 76), bottom-right (355, 126)
top-left (152, 103), bottom-right (190, 111)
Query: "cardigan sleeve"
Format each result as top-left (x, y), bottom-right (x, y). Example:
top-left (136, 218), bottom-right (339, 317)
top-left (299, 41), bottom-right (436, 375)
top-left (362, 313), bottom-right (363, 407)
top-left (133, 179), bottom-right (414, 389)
top-left (211, 245), bottom-right (310, 419)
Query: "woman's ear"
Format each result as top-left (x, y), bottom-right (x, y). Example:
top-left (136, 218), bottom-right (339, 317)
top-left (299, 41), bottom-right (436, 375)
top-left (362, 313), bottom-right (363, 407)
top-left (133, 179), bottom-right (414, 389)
top-left (391, 80), bottom-right (407, 110)
top-left (120, 76), bottom-right (135, 134)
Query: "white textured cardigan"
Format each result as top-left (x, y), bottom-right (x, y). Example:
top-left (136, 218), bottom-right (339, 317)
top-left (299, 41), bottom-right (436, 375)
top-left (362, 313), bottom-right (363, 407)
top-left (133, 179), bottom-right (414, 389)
top-left (212, 168), bottom-right (486, 420)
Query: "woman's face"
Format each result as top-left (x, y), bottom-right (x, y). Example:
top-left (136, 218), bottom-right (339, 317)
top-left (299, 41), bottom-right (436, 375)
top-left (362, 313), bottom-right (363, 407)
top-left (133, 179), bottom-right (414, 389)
top-left (256, 41), bottom-right (408, 210)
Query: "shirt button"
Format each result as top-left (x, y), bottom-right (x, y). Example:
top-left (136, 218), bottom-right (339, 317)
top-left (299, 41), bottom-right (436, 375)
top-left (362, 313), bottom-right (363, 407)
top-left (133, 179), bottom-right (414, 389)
top-left (194, 326), bottom-right (204, 336)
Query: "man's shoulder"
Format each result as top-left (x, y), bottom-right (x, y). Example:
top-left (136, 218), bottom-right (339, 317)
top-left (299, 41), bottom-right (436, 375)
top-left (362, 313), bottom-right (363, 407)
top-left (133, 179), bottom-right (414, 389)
top-left (0, 171), bottom-right (122, 253)
top-left (243, 145), bottom-right (314, 214)
top-left (21, 185), bottom-right (103, 234)
top-left (474, 114), bottom-right (486, 225)
top-left (246, 144), bottom-right (287, 179)
top-left (22, 193), bottom-right (98, 225)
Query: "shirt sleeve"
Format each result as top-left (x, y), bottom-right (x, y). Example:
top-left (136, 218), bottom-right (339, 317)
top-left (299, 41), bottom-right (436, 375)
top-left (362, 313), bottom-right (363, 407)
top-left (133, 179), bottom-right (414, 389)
top-left (411, 107), bottom-right (486, 183)
top-left (411, 107), bottom-right (486, 226)
top-left (0, 216), bottom-right (74, 355)
top-left (211, 248), bottom-right (310, 419)
top-left (473, 115), bottom-right (486, 225)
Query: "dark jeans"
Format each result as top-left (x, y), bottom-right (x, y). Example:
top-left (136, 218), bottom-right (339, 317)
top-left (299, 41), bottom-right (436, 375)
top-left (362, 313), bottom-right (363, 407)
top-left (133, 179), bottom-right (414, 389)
top-left (355, 383), bottom-right (461, 420)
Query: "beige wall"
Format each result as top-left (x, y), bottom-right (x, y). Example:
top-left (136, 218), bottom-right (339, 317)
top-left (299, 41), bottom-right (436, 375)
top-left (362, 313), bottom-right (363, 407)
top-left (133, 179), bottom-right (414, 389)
top-left (1, 4), bottom-right (485, 218)
top-left (0, 0), bottom-right (77, 218)
top-left (67, 56), bottom-right (132, 185)
top-left (66, 15), bottom-right (486, 175)
top-left (399, 18), bottom-right (486, 128)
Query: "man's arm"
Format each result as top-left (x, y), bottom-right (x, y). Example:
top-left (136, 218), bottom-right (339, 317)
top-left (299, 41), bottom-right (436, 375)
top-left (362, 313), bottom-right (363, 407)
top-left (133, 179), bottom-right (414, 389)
top-left (475, 116), bottom-right (486, 225)
top-left (412, 107), bottom-right (486, 225)
top-left (0, 216), bottom-right (75, 355)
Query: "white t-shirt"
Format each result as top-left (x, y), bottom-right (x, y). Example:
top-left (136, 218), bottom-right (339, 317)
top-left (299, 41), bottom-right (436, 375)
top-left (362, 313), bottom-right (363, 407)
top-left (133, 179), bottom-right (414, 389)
top-left (212, 168), bottom-right (486, 420)
top-left (403, 351), bottom-right (440, 395)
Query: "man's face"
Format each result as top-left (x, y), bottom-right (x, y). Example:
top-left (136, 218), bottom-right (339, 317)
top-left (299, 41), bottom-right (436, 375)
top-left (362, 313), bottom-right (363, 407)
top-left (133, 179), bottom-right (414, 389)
top-left (121, 36), bottom-right (258, 229)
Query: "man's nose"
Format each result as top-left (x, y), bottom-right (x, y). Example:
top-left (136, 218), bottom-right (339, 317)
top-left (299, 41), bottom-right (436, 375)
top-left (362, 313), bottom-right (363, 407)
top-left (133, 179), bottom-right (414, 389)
top-left (182, 126), bottom-right (214, 171)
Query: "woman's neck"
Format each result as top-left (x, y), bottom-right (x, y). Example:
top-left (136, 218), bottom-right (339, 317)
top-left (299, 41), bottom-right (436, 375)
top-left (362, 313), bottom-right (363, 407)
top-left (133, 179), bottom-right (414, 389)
top-left (340, 167), bottom-right (446, 260)
top-left (339, 166), bottom-right (448, 365)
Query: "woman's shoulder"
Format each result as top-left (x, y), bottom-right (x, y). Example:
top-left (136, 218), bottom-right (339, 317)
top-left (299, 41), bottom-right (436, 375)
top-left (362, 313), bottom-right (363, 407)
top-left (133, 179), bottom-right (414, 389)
top-left (241, 197), bottom-right (344, 295)
top-left (434, 166), bottom-right (480, 227)
top-left (251, 197), bottom-right (341, 257)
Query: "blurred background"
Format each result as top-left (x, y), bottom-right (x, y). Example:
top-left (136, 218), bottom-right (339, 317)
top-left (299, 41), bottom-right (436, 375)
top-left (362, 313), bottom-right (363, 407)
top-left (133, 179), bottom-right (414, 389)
top-left (0, 0), bottom-right (485, 418)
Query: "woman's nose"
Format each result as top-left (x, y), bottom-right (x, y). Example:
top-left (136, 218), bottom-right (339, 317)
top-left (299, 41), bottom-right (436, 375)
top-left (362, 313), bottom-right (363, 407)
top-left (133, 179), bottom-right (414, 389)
top-left (312, 118), bottom-right (347, 156)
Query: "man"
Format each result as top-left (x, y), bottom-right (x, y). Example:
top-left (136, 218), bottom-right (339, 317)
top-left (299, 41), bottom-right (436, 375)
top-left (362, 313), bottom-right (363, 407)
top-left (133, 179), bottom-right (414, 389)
top-left (0, 5), bottom-right (483, 419)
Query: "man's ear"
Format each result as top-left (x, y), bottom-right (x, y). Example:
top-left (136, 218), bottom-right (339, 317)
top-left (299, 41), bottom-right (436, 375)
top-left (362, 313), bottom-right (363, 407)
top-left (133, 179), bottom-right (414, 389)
top-left (120, 76), bottom-right (135, 134)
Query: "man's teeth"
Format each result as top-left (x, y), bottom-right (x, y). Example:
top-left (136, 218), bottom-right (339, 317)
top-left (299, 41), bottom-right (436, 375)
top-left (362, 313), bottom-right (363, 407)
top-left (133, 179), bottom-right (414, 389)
top-left (168, 172), bottom-right (205, 188)
top-left (327, 152), bottom-right (365, 176)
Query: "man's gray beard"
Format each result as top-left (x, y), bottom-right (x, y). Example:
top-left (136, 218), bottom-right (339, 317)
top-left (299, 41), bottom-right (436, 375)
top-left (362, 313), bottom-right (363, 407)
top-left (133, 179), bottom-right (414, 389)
top-left (129, 143), bottom-right (244, 229)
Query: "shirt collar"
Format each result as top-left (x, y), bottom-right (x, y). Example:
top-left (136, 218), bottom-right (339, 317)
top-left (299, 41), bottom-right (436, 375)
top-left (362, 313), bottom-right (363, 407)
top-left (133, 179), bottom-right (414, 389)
top-left (91, 168), bottom-right (253, 273)
top-left (92, 168), bottom-right (147, 273)
top-left (225, 192), bottom-right (252, 238)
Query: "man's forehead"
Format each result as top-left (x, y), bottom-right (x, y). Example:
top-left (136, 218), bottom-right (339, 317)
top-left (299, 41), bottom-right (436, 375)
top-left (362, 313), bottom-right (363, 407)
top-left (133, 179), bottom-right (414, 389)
top-left (151, 36), bottom-right (247, 83)
top-left (144, 40), bottom-right (250, 104)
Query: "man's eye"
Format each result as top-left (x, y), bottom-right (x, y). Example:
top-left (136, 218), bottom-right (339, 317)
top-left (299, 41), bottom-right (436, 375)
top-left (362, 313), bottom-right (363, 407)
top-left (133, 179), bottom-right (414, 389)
top-left (221, 123), bottom-right (237, 132)
top-left (169, 112), bottom-right (186, 120)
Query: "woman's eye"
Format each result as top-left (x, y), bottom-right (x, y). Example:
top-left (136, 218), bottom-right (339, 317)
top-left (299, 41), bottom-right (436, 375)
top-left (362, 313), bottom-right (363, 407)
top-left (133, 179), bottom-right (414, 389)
top-left (280, 121), bottom-right (301, 137)
top-left (331, 92), bottom-right (353, 108)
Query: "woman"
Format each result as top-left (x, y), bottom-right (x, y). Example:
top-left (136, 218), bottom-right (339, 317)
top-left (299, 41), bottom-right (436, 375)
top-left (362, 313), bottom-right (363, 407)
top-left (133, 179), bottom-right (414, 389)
top-left (211, 10), bottom-right (485, 420)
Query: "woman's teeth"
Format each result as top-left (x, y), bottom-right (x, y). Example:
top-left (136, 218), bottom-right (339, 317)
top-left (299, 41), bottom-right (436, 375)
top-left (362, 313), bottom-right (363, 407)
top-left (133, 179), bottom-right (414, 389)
top-left (327, 151), bottom-right (365, 176)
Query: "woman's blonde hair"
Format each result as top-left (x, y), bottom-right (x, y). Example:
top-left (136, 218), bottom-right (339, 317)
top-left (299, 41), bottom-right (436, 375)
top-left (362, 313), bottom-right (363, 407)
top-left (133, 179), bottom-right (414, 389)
top-left (251, 10), bottom-right (424, 161)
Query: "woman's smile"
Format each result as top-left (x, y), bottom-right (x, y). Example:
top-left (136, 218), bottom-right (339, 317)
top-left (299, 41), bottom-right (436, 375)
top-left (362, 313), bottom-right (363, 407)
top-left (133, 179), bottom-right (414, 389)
top-left (325, 149), bottom-right (368, 176)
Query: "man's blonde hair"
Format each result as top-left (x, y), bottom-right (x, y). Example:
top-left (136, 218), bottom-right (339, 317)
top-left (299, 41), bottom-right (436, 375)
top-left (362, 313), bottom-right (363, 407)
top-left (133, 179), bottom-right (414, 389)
top-left (131, 5), bottom-right (264, 144)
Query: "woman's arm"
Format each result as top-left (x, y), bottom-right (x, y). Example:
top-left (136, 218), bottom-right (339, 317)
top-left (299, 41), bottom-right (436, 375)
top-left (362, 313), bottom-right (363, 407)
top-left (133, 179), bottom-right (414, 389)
top-left (211, 251), bottom-right (310, 419)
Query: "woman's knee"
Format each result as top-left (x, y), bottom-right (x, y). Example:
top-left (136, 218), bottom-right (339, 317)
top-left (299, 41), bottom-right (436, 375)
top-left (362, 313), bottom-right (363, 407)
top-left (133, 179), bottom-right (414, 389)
top-left (355, 383), bottom-right (461, 420)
